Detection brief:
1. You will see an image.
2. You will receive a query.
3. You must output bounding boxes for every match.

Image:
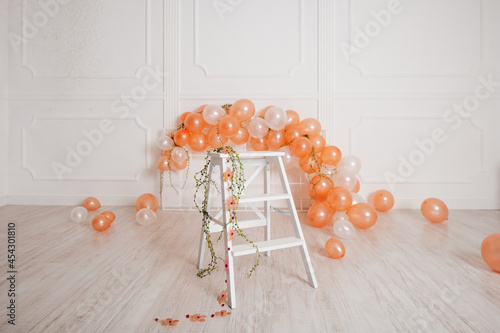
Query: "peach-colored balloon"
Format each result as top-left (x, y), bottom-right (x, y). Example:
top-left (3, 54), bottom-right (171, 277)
top-left (308, 175), bottom-right (333, 201)
top-left (174, 129), bottom-right (191, 146)
top-left (230, 127), bottom-right (250, 146)
top-left (92, 215), bottom-right (111, 231)
top-left (184, 113), bottom-right (206, 133)
top-left (229, 99), bottom-right (255, 122)
top-left (217, 115), bottom-right (240, 137)
top-left (307, 202), bottom-right (333, 228)
top-left (290, 137), bottom-right (312, 158)
top-left (327, 187), bottom-right (353, 212)
top-left (100, 211), bottom-right (116, 223)
top-left (285, 125), bottom-right (305, 143)
top-left (285, 110), bottom-right (300, 129)
top-left (83, 197), bottom-right (101, 211)
top-left (207, 127), bottom-right (228, 149)
top-left (157, 156), bottom-right (170, 171)
top-left (325, 238), bottom-right (345, 259)
top-left (347, 203), bottom-right (377, 229)
top-left (136, 193), bottom-right (159, 213)
top-left (189, 132), bottom-right (208, 152)
top-left (259, 105), bottom-right (274, 118)
top-left (299, 154), bottom-right (321, 174)
top-left (171, 159), bottom-right (187, 170)
top-left (321, 146), bottom-right (342, 166)
top-left (195, 104), bottom-right (207, 113)
top-left (267, 129), bottom-right (286, 150)
top-left (373, 190), bottom-right (394, 212)
top-left (249, 137), bottom-right (268, 151)
top-left (352, 178), bottom-right (360, 193)
top-left (178, 112), bottom-right (191, 126)
top-left (481, 233), bottom-right (500, 272)
top-left (421, 198), bottom-right (448, 223)
top-left (299, 118), bottom-right (321, 135)
top-left (161, 149), bottom-right (171, 157)
top-left (309, 134), bottom-right (326, 153)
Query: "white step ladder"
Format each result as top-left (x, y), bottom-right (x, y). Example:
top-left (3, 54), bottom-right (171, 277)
top-left (197, 151), bottom-right (318, 309)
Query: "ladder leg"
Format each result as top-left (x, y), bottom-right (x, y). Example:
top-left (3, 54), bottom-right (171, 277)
top-left (264, 160), bottom-right (271, 256)
top-left (197, 161), bottom-right (215, 269)
top-left (219, 159), bottom-right (237, 309)
top-left (274, 156), bottom-right (318, 288)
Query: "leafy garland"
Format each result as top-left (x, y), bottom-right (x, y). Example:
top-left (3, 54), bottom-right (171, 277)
top-left (194, 146), bottom-right (260, 278)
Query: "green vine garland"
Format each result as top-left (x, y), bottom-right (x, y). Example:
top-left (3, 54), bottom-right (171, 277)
top-left (194, 146), bottom-right (260, 278)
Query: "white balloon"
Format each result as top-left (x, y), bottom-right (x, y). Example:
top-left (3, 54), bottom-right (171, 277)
top-left (279, 146), bottom-right (298, 169)
top-left (319, 164), bottom-right (336, 177)
top-left (351, 193), bottom-right (365, 205)
top-left (70, 206), bottom-right (88, 223)
top-left (157, 135), bottom-right (173, 150)
top-left (333, 219), bottom-right (357, 239)
top-left (202, 104), bottom-right (225, 125)
top-left (264, 107), bottom-right (287, 130)
top-left (337, 155), bottom-right (362, 174)
top-left (247, 118), bottom-right (269, 138)
top-left (136, 208), bottom-right (157, 226)
top-left (170, 147), bottom-right (187, 164)
top-left (332, 211), bottom-right (349, 223)
top-left (333, 171), bottom-right (357, 191)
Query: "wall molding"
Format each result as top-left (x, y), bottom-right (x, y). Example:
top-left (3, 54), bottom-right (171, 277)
top-left (21, 115), bottom-right (150, 181)
top-left (8, 93), bottom-right (165, 101)
top-left (21, 0), bottom-right (152, 79)
top-left (179, 93), bottom-right (319, 101)
top-left (164, 0), bottom-right (179, 128)
top-left (6, 195), bottom-right (140, 206)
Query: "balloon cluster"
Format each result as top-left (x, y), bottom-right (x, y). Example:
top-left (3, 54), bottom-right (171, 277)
top-left (70, 197), bottom-right (116, 232)
top-left (136, 193), bottom-right (159, 225)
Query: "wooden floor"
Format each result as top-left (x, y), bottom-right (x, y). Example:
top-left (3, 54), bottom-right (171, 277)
top-left (0, 206), bottom-right (499, 333)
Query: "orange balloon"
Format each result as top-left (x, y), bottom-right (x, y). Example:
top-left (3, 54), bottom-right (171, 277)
top-left (299, 154), bottom-right (321, 174)
top-left (321, 146), bottom-right (342, 166)
top-left (230, 127), bottom-right (250, 146)
top-left (184, 113), bottom-right (206, 133)
top-left (189, 132), bottom-right (208, 152)
top-left (92, 215), bottom-right (111, 231)
top-left (259, 105), bottom-right (274, 117)
top-left (325, 238), bottom-right (345, 259)
top-left (136, 193), bottom-right (159, 212)
top-left (101, 211), bottom-right (116, 223)
top-left (207, 127), bottom-right (228, 149)
top-left (174, 129), bottom-right (191, 146)
top-left (290, 137), bottom-right (312, 158)
top-left (347, 203), bottom-right (377, 229)
top-left (267, 129), bottom-right (286, 150)
top-left (285, 110), bottom-right (300, 129)
top-left (83, 197), bottom-right (101, 211)
top-left (421, 198), bottom-right (448, 223)
top-left (373, 190), bottom-right (394, 212)
top-left (229, 99), bottom-right (255, 122)
top-left (161, 149), bottom-right (171, 157)
top-left (195, 104), bottom-right (207, 113)
top-left (218, 115), bottom-right (240, 137)
top-left (352, 177), bottom-right (360, 193)
top-left (299, 118), bottom-right (321, 135)
top-left (307, 202), bottom-right (333, 228)
top-left (327, 187), bottom-right (353, 212)
top-left (308, 175), bottom-right (333, 201)
top-left (178, 112), bottom-right (191, 126)
top-left (309, 134), bottom-right (326, 153)
top-left (171, 159), bottom-right (188, 170)
top-left (249, 137), bottom-right (268, 151)
top-left (285, 125), bottom-right (305, 143)
top-left (157, 156), bottom-right (170, 171)
top-left (481, 233), bottom-right (500, 272)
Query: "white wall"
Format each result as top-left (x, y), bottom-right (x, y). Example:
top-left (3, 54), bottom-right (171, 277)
top-left (6, 0), bottom-right (165, 206)
top-left (163, 0), bottom-right (500, 210)
top-left (0, 0), bottom-right (9, 206)
top-left (4, 0), bottom-right (500, 209)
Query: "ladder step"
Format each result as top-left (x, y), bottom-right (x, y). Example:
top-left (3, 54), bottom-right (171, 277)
top-left (232, 237), bottom-right (304, 257)
top-left (208, 219), bottom-right (267, 233)
top-left (238, 193), bottom-right (291, 203)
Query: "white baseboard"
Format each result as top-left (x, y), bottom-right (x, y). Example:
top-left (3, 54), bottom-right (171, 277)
top-left (0, 195), bottom-right (7, 207)
top-left (5, 195), bottom-right (139, 206)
